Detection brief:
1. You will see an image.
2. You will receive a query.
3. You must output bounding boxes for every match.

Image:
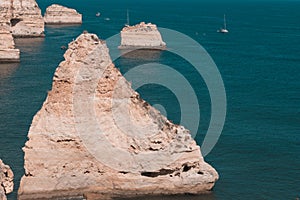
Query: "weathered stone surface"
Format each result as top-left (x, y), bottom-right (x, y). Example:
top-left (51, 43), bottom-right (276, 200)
top-left (0, 0), bottom-right (44, 38)
top-left (0, 24), bottom-right (20, 62)
top-left (119, 22), bottom-right (166, 49)
top-left (0, 160), bottom-right (14, 200)
top-left (0, 2), bottom-right (20, 62)
top-left (18, 32), bottom-right (218, 200)
top-left (44, 4), bottom-right (82, 25)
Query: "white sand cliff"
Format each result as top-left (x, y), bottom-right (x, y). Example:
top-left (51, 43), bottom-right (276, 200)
top-left (119, 22), bottom-right (166, 49)
top-left (0, 160), bottom-right (14, 200)
top-left (44, 4), bottom-right (82, 25)
top-left (18, 32), bottom-right (218, 199)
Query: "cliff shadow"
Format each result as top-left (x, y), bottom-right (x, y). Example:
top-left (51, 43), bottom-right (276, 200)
top-left (0, 63), bottom-right (19, 80)
top-left (14, 37), bottom-right (45, 54)
top-left (119, 49), bottom-right (163, 60)
top-left (114, 193), bottom-right (216, 200)
top-left (116, 49), bottom-right (163, 74)
top-left (45, 24), bottom-right (82, 29)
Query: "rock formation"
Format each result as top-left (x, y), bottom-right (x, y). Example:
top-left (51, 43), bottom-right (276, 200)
top-left (119, 22), bottom-right (166, 49)
top-left (18, 32), bottom-right (218, 200)
top-left (3, 0), bottom-right (44, 37)
top-left (0, 160), bottom-right (14, 200)
top-left (0, 0), bottom-right (44, 61)
top-left (0, 23), bottom-right (20, 62)
top-left (44, 4), bottom-right (82, 25)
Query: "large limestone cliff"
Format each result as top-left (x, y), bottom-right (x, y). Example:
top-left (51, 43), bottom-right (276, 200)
top-left (119, 22), bottom-right (166, 49)
top-left (18, 32), bottom-right (218, 200)
top-left (0, 160), bottom-right (14, 200)
top-left (44, 4), bottom-right (82, 25)
top-left (0, 0), bottom-right (44, 37)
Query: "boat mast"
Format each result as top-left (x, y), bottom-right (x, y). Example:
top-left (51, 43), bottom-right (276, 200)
top-left (126, 9), bottom-right (130, 26)
top-left (224, 14), bottom-right (227, 30)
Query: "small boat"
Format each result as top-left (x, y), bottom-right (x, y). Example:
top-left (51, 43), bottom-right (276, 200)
top-left (96, 12), bottom-right (101, 17)
top-left (104, 17), bottom-right (110, 21)
top-left (218, 14), bottom-right (229, 33)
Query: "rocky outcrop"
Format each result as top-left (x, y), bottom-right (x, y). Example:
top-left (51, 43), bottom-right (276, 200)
top-left (18, 32), bottom-right (218, 200)
top-left (8, 0), bottom-right (44, 37)
top-left (0, 0), bottom-right (44, 62)
top-left (0, 160), bottom-right (14, 200)
top-left (0, 23), bottom-right (20, 62)
top-left (44, 4), bottom-right (82, 25)
top-left (119, 22), bottom-right (166, 49)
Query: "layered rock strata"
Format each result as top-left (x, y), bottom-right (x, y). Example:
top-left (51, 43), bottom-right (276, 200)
top-left (0, 0), bottom-right (44, 61)
top-left (44, 4), bottom-right (82, 24)
top-left (0, 160), bottom-right (14, 200)
top-left (18, 32), bottom-right (218, 200)
top-left (119, 22), bottom-right (166, 49)
top-left (0, 23), bottom-right (20, 62)
top-left (6, 0), bottom-right (44, 37)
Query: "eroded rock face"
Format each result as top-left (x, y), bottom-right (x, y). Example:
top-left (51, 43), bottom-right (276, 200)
top-left (0, 160), bottom-right (14, 200)
top-left (0, 0), bottom-right (44, 37)
top-left (0, 23), bottom-right (20, 62)
top-left (119, 22), bottom-right (166, 49)
top-left (0, 1), bottom-right (20, 62)
top-left (44, 4), bottom-right (82, 24)
top-left (18, 32), bottom-right (218, 200)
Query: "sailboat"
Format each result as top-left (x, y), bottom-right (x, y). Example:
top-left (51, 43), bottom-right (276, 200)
top-left (218, 14), bottom-right (229, 33)
top-left (125, 9), bottom-right (130, 26)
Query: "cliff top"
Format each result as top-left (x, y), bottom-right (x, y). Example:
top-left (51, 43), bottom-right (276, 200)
top-left (122, 22), bottom-right (158, 32)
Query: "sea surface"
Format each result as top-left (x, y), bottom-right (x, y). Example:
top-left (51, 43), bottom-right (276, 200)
top-left (0, 0), bottom-right (299, 199)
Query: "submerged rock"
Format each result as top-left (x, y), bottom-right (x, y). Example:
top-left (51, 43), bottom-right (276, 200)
top-left (0, 160), bottom-right (14, 200)
top-left (119, 22), bottom-right (166, 49)
top-left (18, 32), bottom-right (218, 200)
top-left (44, 4), bottom-right (82, 25)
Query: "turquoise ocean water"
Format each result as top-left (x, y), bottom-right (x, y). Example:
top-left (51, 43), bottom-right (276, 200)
top-left (0, 0), bottom-right (299, 199)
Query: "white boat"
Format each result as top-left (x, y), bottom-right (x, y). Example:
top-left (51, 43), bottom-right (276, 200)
top-left (218, 14), bottom-right (229, 33)
top-left (96, 12), bottom-right (101, 17)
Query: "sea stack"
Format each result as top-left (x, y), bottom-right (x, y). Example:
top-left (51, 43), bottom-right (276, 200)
top-left (119, 22), bottom-right (166, 49)
top-left (44, 4), bottom-right (82, 25)
top-left (0, 0), bottom-right (44, 61)
top-left (0, 23), bottom-right (20, 62)
top-left (8, 0), bottom-right (44, 37)
top-left (18, 32), bottom-right (218, 200)
top-left (0, 160), bottom-right (14, 200)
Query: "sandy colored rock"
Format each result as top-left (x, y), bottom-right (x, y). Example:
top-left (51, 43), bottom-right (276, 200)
top-left (0, 23), bottom-right (20, 62)
top-left (0, 0), bottom-right (44, 37)
top-left (44, 4), bottom-right (82, 24)
top-left (0, 2), bottom-right (20, 62)
top-left (119, 22), bottom-right (166, 49)
top-left (18, 32), bottom-right (218, 200)
top-left (0, 160), bottom-right (14, 200)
